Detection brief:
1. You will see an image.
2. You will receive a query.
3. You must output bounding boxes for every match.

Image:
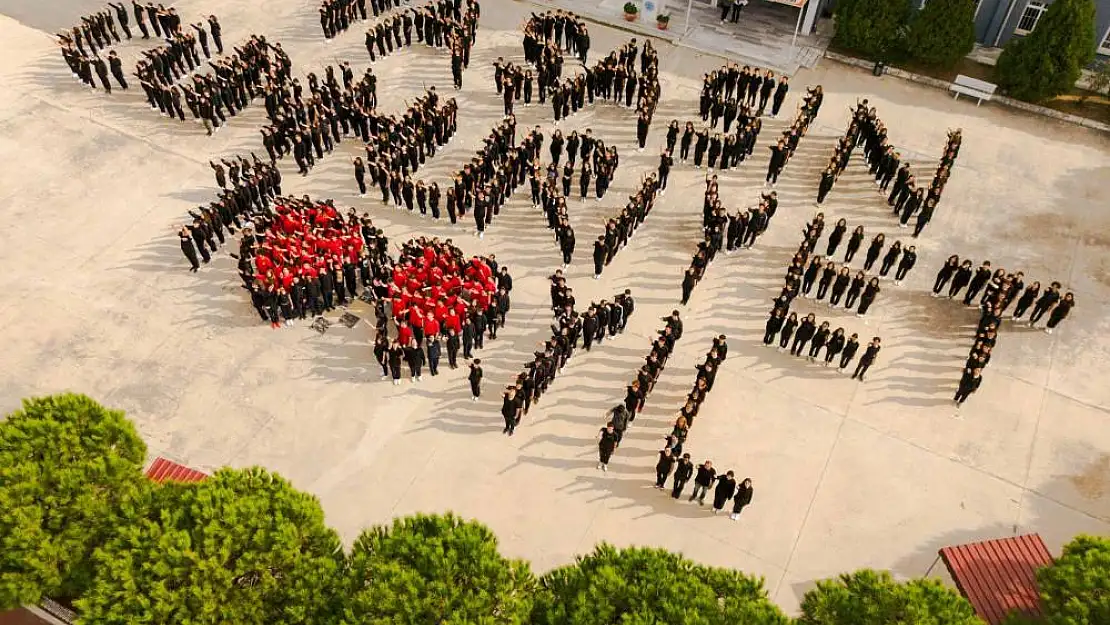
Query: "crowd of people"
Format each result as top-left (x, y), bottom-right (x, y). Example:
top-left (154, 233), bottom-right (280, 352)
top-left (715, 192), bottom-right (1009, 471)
top-left (930, 256), bottom-right (1074, 405)
top-left (597, 311), bottom-right (683, 468)
top-left (543, 39), bottom-right (661, 146)
top-left (320, 0), bottom-right (368, 39)
top-left (534, 164), bottom-right (575, 267)
top-left (763, 85), bottom-right (823, 186)
top-left (668, 117), bottom-right (763, 172)
top-left (140, 33), bottom-right (285, 133)
top-left (359, 0), bottom-right (478, 83)
top-left (700, 64), bottom-right (791, 123)
top-left (680, 177), bottom-right (777, 305)
top-left (353, 89), bottom-right (460, 203)
top-left (818, 101), bottom-right (960, 238)
top-left (504, 291), bottom-right (634, 436)
top-left (179, 1), bottom-right (482, 273)
top-left (591, 173), bottom-right (661, 278)
top-left (649, 337), bottom-right (753, 520)
top-left (448, 119), bottom-right (545, 238)
top-left (373, 237), bottom-right (510, 385)
top-left (504, 10), bottom-right (590, 105)
top-left (763, 308), bottom-right (880, 380)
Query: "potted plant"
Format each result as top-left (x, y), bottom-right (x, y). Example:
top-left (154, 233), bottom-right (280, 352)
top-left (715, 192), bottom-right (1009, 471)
top-left (656, 13), bottom-right (670, 30)
top-left (623, 1), bottom-right (639, 21)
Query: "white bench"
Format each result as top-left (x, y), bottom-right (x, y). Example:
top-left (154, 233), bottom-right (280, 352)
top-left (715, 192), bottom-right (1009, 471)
top-left (950, 74), bottom-right (997, 106)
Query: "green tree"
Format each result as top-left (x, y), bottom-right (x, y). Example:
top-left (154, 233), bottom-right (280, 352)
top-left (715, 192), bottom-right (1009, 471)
top-left (1037, 534), bottom-right (1110, 625)
top-left (75, 467), bottom-right (344, 625)
top-left (905, 0), bottom-right (977, 67)
top-left (0, 393), bottom-right (148, 609)
top-left (341, 513), bottom-right (535, 624)
top-left (834, 0), bottom-right (912, 58)
top-left (531, 544), bottom-right (789, 625)
top-left (996, 0), bottom-right (1097, 101)
top-left (799, 569), bottom-right (982, 625)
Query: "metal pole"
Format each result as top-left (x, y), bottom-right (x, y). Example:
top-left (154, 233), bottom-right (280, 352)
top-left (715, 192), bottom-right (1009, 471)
top-left (791, 0), bottom-right (805, 49)
top-left (684, 0), bottom-right (694, 36)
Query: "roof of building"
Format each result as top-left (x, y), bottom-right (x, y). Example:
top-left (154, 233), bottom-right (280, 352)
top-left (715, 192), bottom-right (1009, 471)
top-left (938, 533), bottom-right (1054, 625)
top-left (144, 456), bottom-right (209, 484)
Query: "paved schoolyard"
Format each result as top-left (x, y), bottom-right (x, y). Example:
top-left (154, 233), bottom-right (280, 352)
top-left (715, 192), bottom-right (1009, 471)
top-left (1, 0), bottom-right (1108, 613)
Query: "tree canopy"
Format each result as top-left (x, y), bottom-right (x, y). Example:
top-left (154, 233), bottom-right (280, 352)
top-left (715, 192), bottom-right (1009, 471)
top-left (531, 544), bottom-right (789, 625)
top-left (74, 467), bottom-right (344, 625)
top-left (833, 0), bottom-right (912, 58)
top-left (341, 512), bottom-right (535, 625)
top-left (0, 393), bottom-right (148, 609)
top-left (1037, 534), bottom-right (1110, 625)
top-left (904, 0), bottom-right (977, 67)
top-left (798, 569), bottom-right (982, 625)
top-left (996, 0), bottom-right (1097, 101)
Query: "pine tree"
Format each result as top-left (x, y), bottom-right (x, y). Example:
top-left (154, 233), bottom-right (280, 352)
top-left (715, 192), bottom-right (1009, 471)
top-left (0, 394), bottom-right (148, 609)
top-left (996, 0), bottom-right (1097, 101)
top-left (75, 467), bottom-right (345, 625)
top-left (531, 544), bottom-right (789, 625)
top-left (834, 0), bottom-right (912, 58)
top-left (798, 569), bottom-right (982, 625)
top-left (340, 513), bottom-right (535, 624)
top-left (1037, 535), bottom-right (1110, 625)
top-left (905, 0), bottom-right (978, 67)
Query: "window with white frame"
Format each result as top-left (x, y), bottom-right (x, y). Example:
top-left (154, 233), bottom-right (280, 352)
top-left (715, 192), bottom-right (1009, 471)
top-left (1015, 1), bottom-right (1048, 35)
top-left (1099, 26), bottom-right (1110, 55)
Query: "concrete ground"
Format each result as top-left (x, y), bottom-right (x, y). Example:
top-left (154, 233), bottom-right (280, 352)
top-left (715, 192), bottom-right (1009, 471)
top-left (1, 0), bottom-right (1108, 614)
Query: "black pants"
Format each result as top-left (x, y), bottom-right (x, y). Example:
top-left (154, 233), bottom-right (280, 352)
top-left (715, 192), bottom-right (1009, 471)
top-left (470, 379), bottom-right (480, 398)
top-left (656, 469), bottom-right (670, 488)
top-left (671, 478), bottom-right (688, 498)
top-left (852, 359), bottom-right (871, 379)
top-left (895, 264), bottom-right (911, 281)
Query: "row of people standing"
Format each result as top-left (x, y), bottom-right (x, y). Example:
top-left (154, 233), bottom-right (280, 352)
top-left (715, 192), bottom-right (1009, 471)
top-left (661, 336), bottom-right (728, 457)
top-left (599, 312), bottom-right (684, 468)
top-left (765, 86), bottom-right (824, 186)
top-left (320, 0), bottom-right (370, 39)
top-left (669, 118), bottom-right (762, 171)
top-left (700, 64), bottom-right (791, 123)
top-left (144, 35), bottom-right (286, 134)
top-left (535, 164), bottom-right (576, 267)
top-left (763, 309), bottom-right (880, 380)
top-left (807, 216), bottom-right (918, 284)
top-left (506, 293), bottom-right (633, 437)
top-left (363, 1), bottom-right (471, 65)
top-left (591, 173), bottom-right (661, 278)
top-left (932, 257), bottom-right (1075, 331)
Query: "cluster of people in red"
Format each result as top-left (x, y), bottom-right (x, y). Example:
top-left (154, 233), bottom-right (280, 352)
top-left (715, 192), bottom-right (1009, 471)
top-left (388, 243), bottom-right (499, 346)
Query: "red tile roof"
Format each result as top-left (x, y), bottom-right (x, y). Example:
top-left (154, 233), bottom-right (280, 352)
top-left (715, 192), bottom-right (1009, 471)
top-left (144, 456), bottom-right (208, 484)
top-left (939, 533), bottom-right (1054, 625)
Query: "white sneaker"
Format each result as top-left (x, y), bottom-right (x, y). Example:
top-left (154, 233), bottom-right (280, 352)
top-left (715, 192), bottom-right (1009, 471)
top-left (1045, 328), bottom-right (1053, 334)
top-left (380, 375), bottom-right (389, 380)
top-left (602, 464), bottom-right (608, 472)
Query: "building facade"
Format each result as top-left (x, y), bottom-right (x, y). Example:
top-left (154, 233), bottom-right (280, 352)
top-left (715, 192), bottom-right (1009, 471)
top-left (969, 0), bottom-right (1110, 54)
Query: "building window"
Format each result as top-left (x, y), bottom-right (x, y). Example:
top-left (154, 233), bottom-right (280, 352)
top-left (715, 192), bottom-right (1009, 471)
top-left (1015, 1), bottom-right (1048, 35)
top-left (1099, 27), bottom-right (1110, 55)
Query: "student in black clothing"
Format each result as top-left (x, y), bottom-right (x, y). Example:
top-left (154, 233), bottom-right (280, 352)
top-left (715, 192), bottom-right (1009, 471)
top-left (839, 333), bottom-right (860, 372)
top-left (963, 261), bottom-right (993, 305)
top-left (851, 337), bottom-right (881, 381)
top-left (954, 367), bottom-right (982, 406)
top-left (468, 359), bottom-right (483, 400)
top-left (778, 312), bottom-right (798, 350)
top-left (932, 255), bottom-right (960, 296)
top-left (671, 453), bottom-right (694, 499)
top-left (763, 308), bottom-right (785, 345)
top-left (502, 387), bottom-right (521, 435)
top-left (1029, 282), bottom-right (1061, 327)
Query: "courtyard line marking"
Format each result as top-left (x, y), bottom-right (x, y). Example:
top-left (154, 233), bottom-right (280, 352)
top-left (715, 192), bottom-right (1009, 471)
top-left (25, 92), bottom-right (209, 168)
top-left (771, 400), bottom-right (848, 600)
